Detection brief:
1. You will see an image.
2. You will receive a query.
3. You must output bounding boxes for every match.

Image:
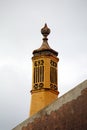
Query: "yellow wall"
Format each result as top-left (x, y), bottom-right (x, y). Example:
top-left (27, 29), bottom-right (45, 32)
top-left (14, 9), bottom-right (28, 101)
top-left (30, 55), bottom-right (59, 116)
top-left (30, 90), bottom-right (58, 116)
top-left (32, 55), bottom-right (59, 89)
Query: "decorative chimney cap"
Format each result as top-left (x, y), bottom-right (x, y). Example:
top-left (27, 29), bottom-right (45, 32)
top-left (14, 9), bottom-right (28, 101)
top-left (41, 23), bottom-right (50, 39)
top-left (33, 24), bottom-right (58, 56)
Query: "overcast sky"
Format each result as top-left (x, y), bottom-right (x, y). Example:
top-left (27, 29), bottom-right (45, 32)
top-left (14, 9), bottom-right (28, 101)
top-left (0, 0), bottom-right (87, 130)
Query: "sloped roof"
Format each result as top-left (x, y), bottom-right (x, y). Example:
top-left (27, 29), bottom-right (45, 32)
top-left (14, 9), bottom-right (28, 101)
top-left (12, 80), bottom-right (87, 130)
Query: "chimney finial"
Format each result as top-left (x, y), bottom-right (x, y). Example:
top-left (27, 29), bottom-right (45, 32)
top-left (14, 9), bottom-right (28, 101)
top-left (41, 23), bottom-right (51, 41)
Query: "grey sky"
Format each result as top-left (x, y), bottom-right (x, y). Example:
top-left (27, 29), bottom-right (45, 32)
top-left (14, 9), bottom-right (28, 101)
top-left (0, 0), bottom-right (87, 130)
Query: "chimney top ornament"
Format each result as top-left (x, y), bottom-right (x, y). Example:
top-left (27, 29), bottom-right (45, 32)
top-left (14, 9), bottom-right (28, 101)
top-left (41, 23), bottom-right (50, 40)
